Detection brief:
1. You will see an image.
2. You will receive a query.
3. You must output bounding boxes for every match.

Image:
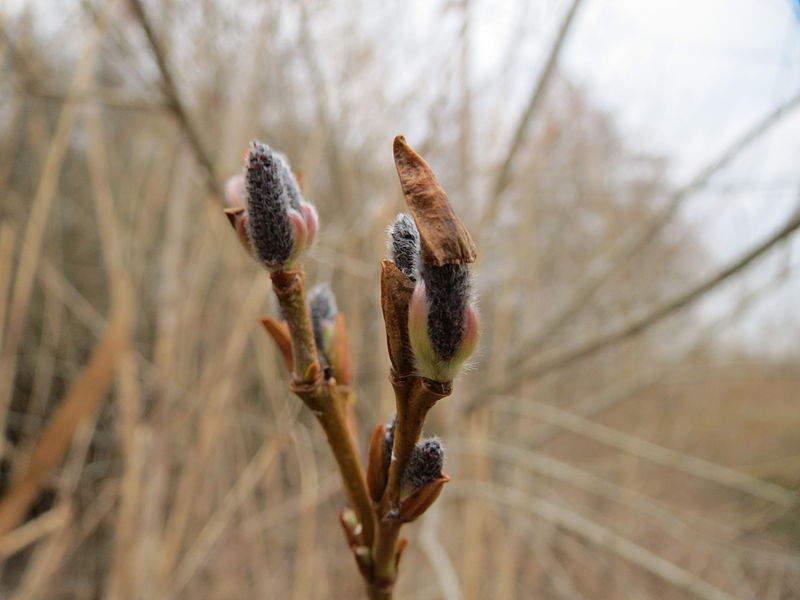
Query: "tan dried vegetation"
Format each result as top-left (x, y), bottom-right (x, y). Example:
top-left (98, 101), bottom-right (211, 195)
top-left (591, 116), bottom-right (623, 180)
top-left (0, 1), bottom-right (798, 599)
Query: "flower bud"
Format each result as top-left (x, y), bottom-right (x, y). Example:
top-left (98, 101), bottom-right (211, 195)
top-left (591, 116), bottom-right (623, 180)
top-left (243, 140), bottom-right (318, 271)
top-left (387, 213), bottom-right (419, 281)
top-left (408, 262), bottom-right (479, 382)
top-left (401, 438), bottom-right (444, 495)
top-left (308, 283), bottom-right (337, 369)
top-left (398, 438), bottom-right (448, 522)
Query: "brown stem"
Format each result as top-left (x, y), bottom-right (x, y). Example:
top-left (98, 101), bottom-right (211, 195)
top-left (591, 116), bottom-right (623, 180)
top-left (269, 268), bottom-right (376, 556)
top-left (366, 587), bottom-right (392, 600)
top-left (294, 381), bottom-right (376, 548)
top-left (371, 375), bottom-right (451, 590)
top-left (271, 268), bottom-right (320, 383)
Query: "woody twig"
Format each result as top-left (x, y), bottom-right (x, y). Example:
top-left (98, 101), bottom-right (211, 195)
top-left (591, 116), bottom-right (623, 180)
top-left (223, 136), bottom-right (478, 599)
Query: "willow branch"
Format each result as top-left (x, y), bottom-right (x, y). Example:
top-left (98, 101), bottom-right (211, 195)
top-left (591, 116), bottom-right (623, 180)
top-left (371, 376), bottom-right (450, 591)
top-left (269, 269), bottom-right (375, 547)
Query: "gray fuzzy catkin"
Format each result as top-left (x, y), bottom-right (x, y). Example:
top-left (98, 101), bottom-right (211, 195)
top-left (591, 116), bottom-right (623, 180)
top-left (275, 151), bottom-right (303, 212)
top-left (388, 213), bottom-right (420, 281)
top-left (308, 283), bottom-right (337, 363)
top-left (245, 141), bottom-right (295, 267)
top-left (402, 438), bottom-right (444, 489)
top-left (420, 261), bottom-right (471, 360)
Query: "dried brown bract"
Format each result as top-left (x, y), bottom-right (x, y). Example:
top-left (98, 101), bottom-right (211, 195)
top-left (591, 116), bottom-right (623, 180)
top-left (393, 135), bottom-right (477, 267)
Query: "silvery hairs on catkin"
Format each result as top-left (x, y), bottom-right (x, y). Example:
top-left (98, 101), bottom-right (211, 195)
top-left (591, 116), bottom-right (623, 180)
top-left (402, 438), bottom-right (444, 489)
top-left (245, 141), bottom-right (296, 267)
top-left (388, 213), bottom-right (420, 282)
top-left (420, 261), bottom-right (471, 360)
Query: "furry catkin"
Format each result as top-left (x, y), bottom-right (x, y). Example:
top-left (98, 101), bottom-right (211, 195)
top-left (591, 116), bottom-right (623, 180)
top-left (308, 283), bottom-right (337, 364)
top-left (402, 438), bottom-right (444, 489)
top-left (245, 141), bottom-right (296, 268)
top-left (276, 151), bottom-right (303, 212)
top-left (388, 213), bottom-right (420, 281)
top-left (419, 262), bottom-right (470, 360)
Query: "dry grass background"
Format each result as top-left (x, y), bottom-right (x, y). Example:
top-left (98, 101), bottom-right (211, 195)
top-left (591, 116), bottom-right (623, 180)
top-left (0, 1), bottom-right (799, 598)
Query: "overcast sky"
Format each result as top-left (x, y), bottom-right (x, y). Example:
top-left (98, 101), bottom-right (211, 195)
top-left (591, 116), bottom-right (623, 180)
top-left (570, 0), bottom-right (800, 353)
top-left (537, 0), bottom-right (800, 353)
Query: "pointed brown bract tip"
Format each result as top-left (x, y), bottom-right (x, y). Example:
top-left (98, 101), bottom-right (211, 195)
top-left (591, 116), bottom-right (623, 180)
top-left (392, 136), bottom-right (477, 267)
top-left (260, 317), bottom-right (293, 371)
top-left (398, 474), bottom-right (449, 523)
top-left (223, 207), bottom-right (245, 227)
top-left (396, 538), bottom-right (409, 569)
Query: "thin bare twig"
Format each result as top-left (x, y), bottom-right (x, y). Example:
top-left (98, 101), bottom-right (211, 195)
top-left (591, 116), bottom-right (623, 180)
top-left (478, 0), bottom-right (586, 235)
top-left (128, 0), bottom-right (221, 199)
top-left (450, 481), bottom-right (738, 600)
top-left (452, 439), bottom-right (800, 572)
top-left (166, 437), bottom-right (288, 598)
top-left (470, 200), bottom-right (800, 400)
top-left (492, 398), bottom-right (797, 507)
top-left (511, 91), bottom-right (800, 358)
top-left (11, 87), bottom-right (163, 113)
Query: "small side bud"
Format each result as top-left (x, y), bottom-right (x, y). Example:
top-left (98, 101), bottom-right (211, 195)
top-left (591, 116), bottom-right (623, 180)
top-left (243, 140), bottom-right (318, 271)
top-left (387, 213), bottom-right (420, 281)
top-left (401, 438), bottom-right (444, 495)
top-left (398, 438), bottom-right (448, 522)
top-left (308, 283), bottom-right (337, 374)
